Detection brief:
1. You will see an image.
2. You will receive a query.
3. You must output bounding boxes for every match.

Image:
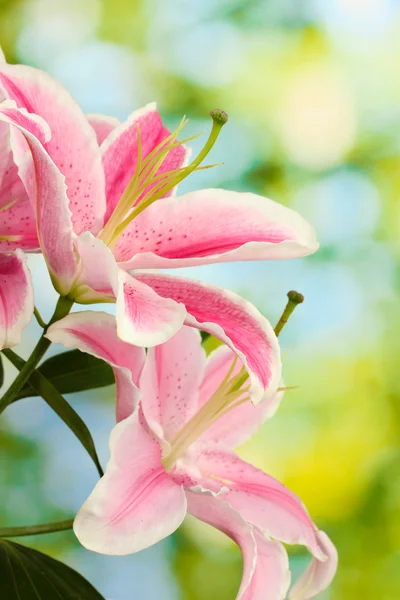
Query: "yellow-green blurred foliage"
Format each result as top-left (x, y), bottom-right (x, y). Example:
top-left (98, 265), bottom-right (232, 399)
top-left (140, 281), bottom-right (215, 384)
top-left (1, 1), bottom-right (399, 599)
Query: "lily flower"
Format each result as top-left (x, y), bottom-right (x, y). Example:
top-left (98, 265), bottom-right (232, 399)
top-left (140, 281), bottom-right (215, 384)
top-left (0, 57), bottom-right (317, 396)
top-left (47, 313), bottom-right (337, 600)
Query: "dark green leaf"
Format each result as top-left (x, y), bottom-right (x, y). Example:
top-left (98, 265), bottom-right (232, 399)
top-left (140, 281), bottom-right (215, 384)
top-left (0, 353), bottom-right (3, 389)
top-left (3, 349), bottom-right (103, 477)
top-left (0, 539), bottom-right (106, 599)
top-left (16, 349), bottom-right (115, 400)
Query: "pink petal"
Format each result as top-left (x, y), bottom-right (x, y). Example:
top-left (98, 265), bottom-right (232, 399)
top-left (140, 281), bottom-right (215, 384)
top-left (113, 188), bottom-right (318, 268)
top-left (198, 345), bottom-right (284, 448)
top-left (74, 409), bottom-right (187, 555)
top-left (135, 273), bottom-right (281, 403)
top-left (102, 103), bottom-right (187, 222)
top-left (0, 122), bottom-right (38, 251)
top-left (116, 271), bottom-right (186, 347)
top-left (289, 530), bottom-right (338, 600)
top-left (46, 311), bottom-right (146, 422)
top-left (73, 234), bottom-right (187, 347)
top-left (73, 233), bottom-right (118, 303)
top-left (242, 529), bottom-right (291, 600)
top-left (87, 113), bottom-right (120, 145)
top-left (0, 63), bottom-right (106, 236)
top-left (0, 102), bottom-right (78, 294)
top-left (139, 326), bottom-right (206, 440)
top-left (196, 448), bottom-right (325, 560)
top-left (0, 249), bottom-right (33, 348)
top-left (186, 490), bottom-right (291, 600)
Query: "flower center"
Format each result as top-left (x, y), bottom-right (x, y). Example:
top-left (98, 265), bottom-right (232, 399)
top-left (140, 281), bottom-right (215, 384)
top-left (98, 109), bottom-right (228, 249)
top-left (162, 358), bottom-right (250, 471)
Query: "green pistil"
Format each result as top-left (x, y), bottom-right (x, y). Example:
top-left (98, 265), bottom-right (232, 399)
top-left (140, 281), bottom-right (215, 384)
top-left (274, 290), bottom-right (304, 337)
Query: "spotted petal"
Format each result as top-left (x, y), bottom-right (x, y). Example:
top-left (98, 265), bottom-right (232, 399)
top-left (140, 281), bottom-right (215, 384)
top-left (0, 101), bottom-right (78, 294)
top-left (114, 189), bottom-right (318, 268)
top-left (139, 326), bottom-right (206, 440)
top-left (135, 273), bottom-right (281, 403)
top-left (0, 62), bottom-right (106, 236)
top-left (0, 250), bottom-right (33, 349)
top-left (101, 103), bottom-right (188, 222)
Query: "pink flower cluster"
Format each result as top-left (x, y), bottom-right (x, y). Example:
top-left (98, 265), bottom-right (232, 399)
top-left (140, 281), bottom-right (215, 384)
top-left (0, 49), bottom-right (337, 599)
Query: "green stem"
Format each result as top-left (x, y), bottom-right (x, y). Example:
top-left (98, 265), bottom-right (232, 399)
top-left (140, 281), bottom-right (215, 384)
top-left (274, 290), bottom-right (304, 337)
top-left (33, 307), bottom-right (46, 329)
top-left (0, 296), bottom-right (73, 415)
top-left (0, 519), bottom-right (74, 538)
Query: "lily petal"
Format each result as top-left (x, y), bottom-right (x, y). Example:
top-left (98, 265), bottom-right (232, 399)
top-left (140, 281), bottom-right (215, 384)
top-left (135, 273), bottom-right (281, 403)
top-left (186, 490), bottom-right (291, 600)
top-left (74, 234), bottom-right (187, 347)
top-left (0, 101), bottom-right (78, 294)
top-left (198, 345), bottom-right (283, 448)
top-left (289, 530), bottom-right (338, 600)
top-left (46, 311), bottom-right (146, 422)
top-left (87, 113), bottom-right (120, 145)
top-left (74, 409), bottom-right (187, 555)
top-left (0, 63), bottom-right (106, 236)
top-left (0, 122), bottom-right (38, 251)
top-left (116, 271), bottom-right (187, 347)
top-left (102, 103), bottom-right (187, 222)
top-left (140, 326), bottom-right (206, 440)
top-left (196, 448), bottom-right (325, 560)
top-left (114, 189), bottom-right (318, 268)
top-left (0, 249), bottom-right (33, 348)
top-left (73, 233), bottom-right (118, 303)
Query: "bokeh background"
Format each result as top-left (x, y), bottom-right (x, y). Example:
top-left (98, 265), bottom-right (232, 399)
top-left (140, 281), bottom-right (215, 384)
top-left (1, 0), bottom-right (400, 598)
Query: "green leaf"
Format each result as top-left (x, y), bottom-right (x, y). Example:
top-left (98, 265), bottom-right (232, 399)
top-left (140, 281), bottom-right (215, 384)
top-left (2, 349), bottom-right (103, 477)
top-left (0, 539), bottom-right (106, 599)
top-left (16, 349), bottom-right (115, 400)
top-left (0, 353), bottom-right (3, 389)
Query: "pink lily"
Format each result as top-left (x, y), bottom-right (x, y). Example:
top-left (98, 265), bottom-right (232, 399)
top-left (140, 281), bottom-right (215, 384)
top-left (0, 59), bottom-right (35, 347)
top-left (0, 58), bottom-right (317, 397)
top-left (47, 313), bottom-right (337, 600)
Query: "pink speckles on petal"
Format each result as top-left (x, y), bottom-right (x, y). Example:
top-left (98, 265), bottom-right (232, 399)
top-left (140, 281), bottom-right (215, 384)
top-left (102, 103), bottom-right (187, 223)
top-left (134, 273), bottom-right (281, 403)
top-left (114, 188), bottom-right (318, 269)
top-left (0, 64), bottom-right (106, 236)
top-left (0, 103), bottom-right (78, 294)
top-left (139, 326), bottom-right (206, 441)
top-left (0, 250), bottom-right (33, 348)
top-left (0, 121), bottom-right (38, 251)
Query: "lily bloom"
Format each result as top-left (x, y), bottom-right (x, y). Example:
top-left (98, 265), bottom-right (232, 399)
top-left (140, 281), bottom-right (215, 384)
top-left (47, 313), bottom-right (337, 600)
top-left (0, 55), bottom-right (317, 396)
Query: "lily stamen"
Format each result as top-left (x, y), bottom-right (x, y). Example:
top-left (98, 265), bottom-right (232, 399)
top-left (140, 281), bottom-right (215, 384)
top-left (162, 360), bottom-right (251, 471)
top-left (101, 109), bottom-right (228, 248)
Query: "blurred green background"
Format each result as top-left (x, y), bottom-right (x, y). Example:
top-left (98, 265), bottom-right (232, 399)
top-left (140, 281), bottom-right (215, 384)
top-left (1, 0), bottom-right (400, 598)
